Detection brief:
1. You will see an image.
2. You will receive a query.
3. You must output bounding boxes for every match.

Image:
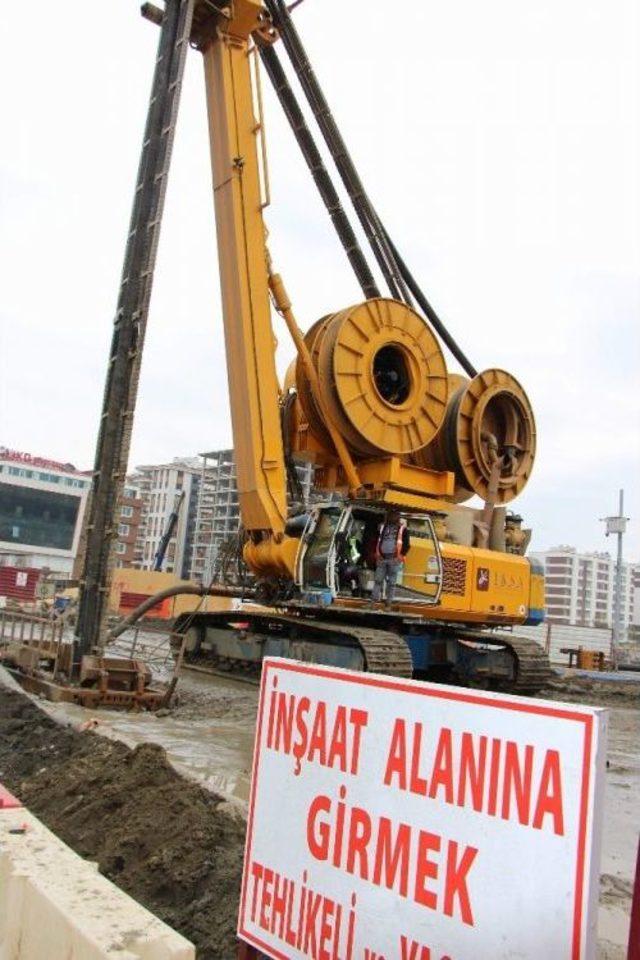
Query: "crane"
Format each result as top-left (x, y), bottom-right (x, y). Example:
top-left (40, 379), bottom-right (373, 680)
top-left (153, 491), bottom-right (185, 572)
top-left (80, 0), bottom-right (551, 694)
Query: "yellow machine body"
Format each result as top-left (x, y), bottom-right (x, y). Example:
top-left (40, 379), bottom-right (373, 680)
top-left (408, 541), bottom-right (533, 624)
top-left (201, 1), bottom-right (287, 536)
top-left (244, 536), bottom-right (299, 579)
top-left (334, 542), bottom-right (538, 626)
top-left (195, 1), bottom-right (541, 635)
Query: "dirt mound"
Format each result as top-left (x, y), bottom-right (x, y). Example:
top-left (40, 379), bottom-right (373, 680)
top-left (170, 684), bottom-right (257, 723)
top-left (539, 676), bottom-right (640, 707)
top-left (0, 687), bottom-right (246, 959)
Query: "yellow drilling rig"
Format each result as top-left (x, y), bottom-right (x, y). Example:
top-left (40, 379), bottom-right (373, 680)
top-left (77, 0), bottom-right (550, 694)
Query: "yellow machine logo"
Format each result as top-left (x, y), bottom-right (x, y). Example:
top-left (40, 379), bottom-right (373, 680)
top-left (476, 566), bottom-right (525, 595)
top-left (494, 571), bottom-right (525, 591)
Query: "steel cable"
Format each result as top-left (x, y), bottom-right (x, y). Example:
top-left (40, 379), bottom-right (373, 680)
top-left (264, 0), bottom-right (477, 376)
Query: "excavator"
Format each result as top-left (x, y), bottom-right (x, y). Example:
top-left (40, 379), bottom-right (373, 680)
top-left (95, 0), bottom-right (552, 694)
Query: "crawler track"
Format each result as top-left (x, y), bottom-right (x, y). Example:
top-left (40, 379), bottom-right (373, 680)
top-left (457, 629), bottom-right (553, 694)
top-left (502, 632), bottom-right (554, 693)
top-left (329, 622), bottom-right (413, 678)
top-left (175, 611), bottom-right (551, 694)
top-left (175, 610), bottom-right (413, 679)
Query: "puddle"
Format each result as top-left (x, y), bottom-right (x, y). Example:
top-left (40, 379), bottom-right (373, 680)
top-left (42, 669), bottom-right (258, 801)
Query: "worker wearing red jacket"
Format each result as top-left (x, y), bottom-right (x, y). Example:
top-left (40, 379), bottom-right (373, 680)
top-left (371, 509), bottom-right (410, 607)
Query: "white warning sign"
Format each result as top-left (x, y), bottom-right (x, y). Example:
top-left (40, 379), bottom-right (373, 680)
top-left (238, 658), bottom-right (607, 960)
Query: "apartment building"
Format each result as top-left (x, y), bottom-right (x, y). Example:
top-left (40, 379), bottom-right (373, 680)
top-left (630, 565), bottom-right (640, 642)
top-left (530, 545), bottom-right (640, 639)
top-left (114, 482), bottom-right (145, 569)
top-left (132, 450), bottom-right (314, 581)
top-left (189, 450), bottom-right (314, 582)
top-left (133, 459), bottom-right (201, 577)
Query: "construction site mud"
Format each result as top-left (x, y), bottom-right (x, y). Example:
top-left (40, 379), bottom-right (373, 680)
top-left (0, 682), bottom-right (246, 959)
top-left (540, 674), bottom-right (640, 707)
top-left (0, 667), bottom-right (637, 958)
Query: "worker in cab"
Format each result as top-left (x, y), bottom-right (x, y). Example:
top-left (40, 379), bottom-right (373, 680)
top-left (372, 509), bottom-right (410, 607)
top-left (339, 526), bottom-right (363, 596)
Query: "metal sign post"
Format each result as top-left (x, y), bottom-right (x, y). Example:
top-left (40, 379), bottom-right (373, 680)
top-left (600, 489), bottom-right (630, 670)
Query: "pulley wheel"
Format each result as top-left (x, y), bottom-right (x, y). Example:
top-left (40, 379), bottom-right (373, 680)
top-left (416, 368), bottom-right (536, 503)
top-left (308, 298), bottom-right (448, 457)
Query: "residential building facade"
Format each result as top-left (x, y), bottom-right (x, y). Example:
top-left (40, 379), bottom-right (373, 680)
top-left (114, 482), bottom-right (145, 569)
top-left (630, 565), bottom-right (640, 643)
top-left (133, 450), bottom-right (313, 582)
top-left (530, 545), bottom-right (640, 640)
top-left (188, 449), bottom-right (314, 582)
top-left (133, 458), bottom-right (201, 577)
top-left (189, 450), bottom-right (239, 582)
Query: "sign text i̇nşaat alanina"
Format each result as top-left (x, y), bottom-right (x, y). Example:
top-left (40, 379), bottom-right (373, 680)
top-left (239, 658), bottom-right (606, 960)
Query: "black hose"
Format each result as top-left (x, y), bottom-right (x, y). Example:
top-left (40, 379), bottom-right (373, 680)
top-left (280, 390), bottom-right (305, 504)
top-left (265, 1), bottom-right (478, 377)
top-left (107, 584), bottom-right (249, 640)
top-left (259, 43), bottom-right (379, 300)
top-left (379, 224), bottom-right (478, 378)
top-left (265, 0), bottom-right (410, 302)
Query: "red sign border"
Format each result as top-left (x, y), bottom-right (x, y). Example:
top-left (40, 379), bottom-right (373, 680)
top-left (239, 659), bottom-right (596, 960)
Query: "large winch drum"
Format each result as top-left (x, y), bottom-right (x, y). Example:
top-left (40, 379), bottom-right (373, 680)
top-left (295, 298), bottom-right (448, 457)
top-left (413, 368), bottom-right (536, 503)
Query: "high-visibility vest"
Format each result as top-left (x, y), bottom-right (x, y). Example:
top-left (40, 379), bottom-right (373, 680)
top-left (376, 521), bottom-right (407, 561)
top-left (346, 535), bottom-right (360, 563)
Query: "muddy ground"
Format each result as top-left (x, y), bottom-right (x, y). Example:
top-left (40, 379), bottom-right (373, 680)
top-left (0, 685), bottom-right (245, 959)
top-left (539, 673), bottom-right (640, 708)
top-left (0, 668), bottom-right (637, 959)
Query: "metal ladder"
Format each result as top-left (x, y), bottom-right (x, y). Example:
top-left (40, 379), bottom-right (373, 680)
top-left (76, 0), bottom-right (194, 658)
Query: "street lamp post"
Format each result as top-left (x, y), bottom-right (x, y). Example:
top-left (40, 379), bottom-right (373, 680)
top-left (600, 489), bottom-right (629, 670)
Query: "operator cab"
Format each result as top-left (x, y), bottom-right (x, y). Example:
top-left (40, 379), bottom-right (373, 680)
top-left (295, 502), bottom-right (443, 607)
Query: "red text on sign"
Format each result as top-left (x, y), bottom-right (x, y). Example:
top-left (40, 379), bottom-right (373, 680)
top-left (266, 680), bottom-right (369, 776)
top-left (306, 786), bottom-right (478, 926)
top-left (383, 721), bottom-right (565, 835)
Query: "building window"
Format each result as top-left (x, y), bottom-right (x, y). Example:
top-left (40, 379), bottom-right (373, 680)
top-left (121, 505), bottom-right (133, 518)
top-left (118, 523), bottom-right (130, 536)
top-left (115, 542), bottom-right (126, 554)
top-left (0, 483), bottom-right (80, 550)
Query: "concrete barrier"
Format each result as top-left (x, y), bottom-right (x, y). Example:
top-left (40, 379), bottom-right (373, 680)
top-left (0, 790), bottom-right (195, 960)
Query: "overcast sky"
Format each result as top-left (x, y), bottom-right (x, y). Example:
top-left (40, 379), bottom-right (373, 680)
top-left (1, 0), bottom-right (638, 558)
